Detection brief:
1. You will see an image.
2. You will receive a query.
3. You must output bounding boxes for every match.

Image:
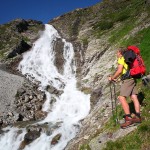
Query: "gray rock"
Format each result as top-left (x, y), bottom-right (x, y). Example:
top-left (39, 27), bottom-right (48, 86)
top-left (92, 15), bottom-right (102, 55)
top-left (0, 68), bottom-right (24, 114)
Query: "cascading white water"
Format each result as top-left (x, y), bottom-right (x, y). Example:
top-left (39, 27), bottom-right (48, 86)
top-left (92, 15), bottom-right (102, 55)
top-left (0, 24), bottom-right (90, 150)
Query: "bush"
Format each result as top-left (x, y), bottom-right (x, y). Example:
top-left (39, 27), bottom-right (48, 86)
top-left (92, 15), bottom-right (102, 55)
top-left (93, 21), bottom-right (113, 31)
top-left (115, 13), bottom-right (130, 22)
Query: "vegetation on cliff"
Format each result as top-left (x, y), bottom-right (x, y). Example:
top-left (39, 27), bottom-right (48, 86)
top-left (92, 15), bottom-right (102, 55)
top-left (0, 19), bottom-right (44, 60)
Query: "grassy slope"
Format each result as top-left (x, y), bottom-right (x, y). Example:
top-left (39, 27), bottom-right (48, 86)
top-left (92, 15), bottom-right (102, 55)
top-left (103, 26), bottom-right (150, 150)
top-left (80, 0), bottom-right (150, 149)
top-left (98, 0), bottom-right (150, 149)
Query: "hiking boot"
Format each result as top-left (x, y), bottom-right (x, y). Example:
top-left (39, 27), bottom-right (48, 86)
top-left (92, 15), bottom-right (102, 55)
top-left (131, 116), bottom-right (142, 124)
top-left (120, 116), bottom-right (134, 129)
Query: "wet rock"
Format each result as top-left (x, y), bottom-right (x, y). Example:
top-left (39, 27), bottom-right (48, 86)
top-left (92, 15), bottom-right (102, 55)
top-left (19, 128), bottom-right (42, 149)
top-left (24, 129), bottom-right (41, 141)
top-left (53, 38), bottom-right (65, 74)
top-left (51, 133), bottom-right (62, 145)
top-left (19, 140), bottom-right (27, 150)
top-left (0, 119), bottom-right (3, 126)
top-left (46, 85), bottom-right (63, 96)
top-left (0, 128), bottom-right (3, 134)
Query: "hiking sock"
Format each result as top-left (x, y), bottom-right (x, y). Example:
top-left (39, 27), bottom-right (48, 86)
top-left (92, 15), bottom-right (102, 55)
top-left (125, 114), bottom-right (131, 118)
top-left (135, 113), bottom-right (141, 118)
top-left (123, 114), bottom-right (131, 118)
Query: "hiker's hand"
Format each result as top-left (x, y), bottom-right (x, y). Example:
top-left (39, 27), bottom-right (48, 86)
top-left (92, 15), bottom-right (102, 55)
top-left (108, 76), bottom-right (112, 81)
top-left (108, 76), bottom-right (116, 81)
top-left (108, 76), bottom-right (114, 81)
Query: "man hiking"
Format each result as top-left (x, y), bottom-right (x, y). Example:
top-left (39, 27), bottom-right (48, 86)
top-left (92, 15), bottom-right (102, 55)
top-left (108, 48), bottom-right (141, 129)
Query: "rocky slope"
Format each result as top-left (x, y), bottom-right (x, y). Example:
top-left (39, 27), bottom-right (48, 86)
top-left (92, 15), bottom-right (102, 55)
top-left (0, 0), bottom-right (150, 149)
top-left (48, 1), bottom-right (150, 149)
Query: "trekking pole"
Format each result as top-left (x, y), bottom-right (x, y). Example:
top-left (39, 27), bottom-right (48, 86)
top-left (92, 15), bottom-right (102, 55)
top-left (110, 81), bottom-right (114, 119)
top-left (110, 81), bottom-right (118, 125)
top-left (112, 81), bottom-right (119, 124)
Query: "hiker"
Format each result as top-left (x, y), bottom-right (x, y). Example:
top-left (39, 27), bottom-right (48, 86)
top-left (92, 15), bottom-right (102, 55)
top-left (108, 48), bottom-right (141, 129)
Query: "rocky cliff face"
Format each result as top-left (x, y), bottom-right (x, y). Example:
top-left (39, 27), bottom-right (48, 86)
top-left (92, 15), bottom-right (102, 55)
top-left (49, 0), bottom-right (150, 149)
top-left (0, 0), bottom-right (150, 149)
top-left (0, 19), bottom-right (44, 62)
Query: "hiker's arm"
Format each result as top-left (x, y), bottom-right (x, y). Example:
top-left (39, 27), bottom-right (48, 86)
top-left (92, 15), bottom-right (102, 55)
top-left (109, 64), bottom-right (123, 80)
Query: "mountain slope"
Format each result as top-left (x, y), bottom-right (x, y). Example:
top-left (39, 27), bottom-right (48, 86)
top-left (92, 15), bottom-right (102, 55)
top-left (49, 0), bottom-right (150, 149)
top-left (0, 0), bottom-right (150, 150)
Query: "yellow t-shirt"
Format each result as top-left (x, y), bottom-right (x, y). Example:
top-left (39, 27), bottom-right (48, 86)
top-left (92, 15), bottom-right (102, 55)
top-left (117, 56), bottom-right (128, 75)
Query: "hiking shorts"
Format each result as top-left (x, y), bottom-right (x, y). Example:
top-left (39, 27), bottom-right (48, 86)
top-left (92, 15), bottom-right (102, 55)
top-left (120, 78), bottom-right (138, 97)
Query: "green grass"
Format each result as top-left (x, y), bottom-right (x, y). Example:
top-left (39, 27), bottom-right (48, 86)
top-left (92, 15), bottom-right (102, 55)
top-left (109, 21), bottom-right (135, 43)
top-left (92, 0), bottom-right (147, 39)
top-left (104, 132), bottom-right (143, 150)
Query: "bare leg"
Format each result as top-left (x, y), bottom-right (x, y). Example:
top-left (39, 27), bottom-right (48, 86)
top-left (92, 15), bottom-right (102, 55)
top-left (130, 94), bottom-right (140, 113)
top-left (118, 96), bottom-right (130, 114)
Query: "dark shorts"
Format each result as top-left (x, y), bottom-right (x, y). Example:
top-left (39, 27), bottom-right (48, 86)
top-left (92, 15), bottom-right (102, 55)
top-left (120, 78), bottom-right (138, 97)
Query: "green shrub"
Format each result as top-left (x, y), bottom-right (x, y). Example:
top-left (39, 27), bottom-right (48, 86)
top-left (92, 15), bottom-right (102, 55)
top-left (93, 21), bottom-right (114, 31)
top-left (115, 13), bottom-right (130, 22)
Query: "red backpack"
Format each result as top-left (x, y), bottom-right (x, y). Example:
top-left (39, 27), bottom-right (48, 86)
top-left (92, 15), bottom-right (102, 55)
top-left (124, 45), bottom-right (146, 78)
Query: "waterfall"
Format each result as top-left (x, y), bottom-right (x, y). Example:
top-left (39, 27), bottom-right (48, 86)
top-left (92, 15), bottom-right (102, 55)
top-left (0, 24), bottom-right (90, 150)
